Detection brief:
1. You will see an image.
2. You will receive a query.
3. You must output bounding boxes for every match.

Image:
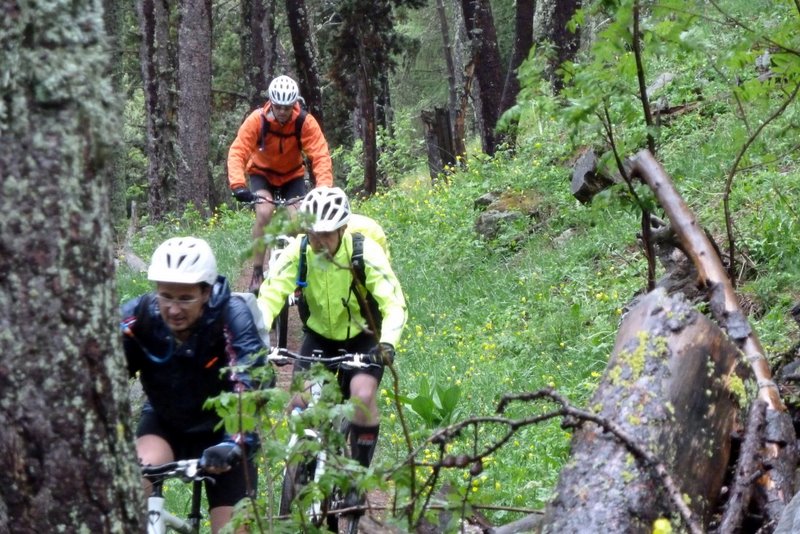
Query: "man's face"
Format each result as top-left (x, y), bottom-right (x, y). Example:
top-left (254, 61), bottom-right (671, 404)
top-left (272, 103), bottom-right (294, 125)
top-left (308, 229), bottom-right (342, 255)
top-left (155, 282), bottom-right (210, 334)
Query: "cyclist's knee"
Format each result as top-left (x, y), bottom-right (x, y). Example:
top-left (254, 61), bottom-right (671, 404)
top-left (255, 204), bottom-right (275, 224)
top-left (136, 434), bottom-right (174, 465)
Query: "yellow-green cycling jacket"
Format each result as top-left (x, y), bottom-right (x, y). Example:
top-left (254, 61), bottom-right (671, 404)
top-left (257, 232), bottom-right (407, 347)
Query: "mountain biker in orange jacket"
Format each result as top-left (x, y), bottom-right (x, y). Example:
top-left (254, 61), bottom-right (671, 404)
top-left (227, 75), bottom-right (334, 292)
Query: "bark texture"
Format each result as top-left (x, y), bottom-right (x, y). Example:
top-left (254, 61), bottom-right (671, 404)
top-left (177, 0), bottom-right (212, 214)
top-left (241, 0), bottom-right (276, 109)
top-left (436, 0), bottom-right (467, 161)
top-left (0, 1), bottom-right (143, 531)
top-left (460, 0), bottom-right (505, 154)
top-left (499, 0), bottom-right (535, 142)
top-left (533, 0), bottom-right (581, 93)
top-left (286, 0), bottom-right (324, 127)
top-left (138, 0), bottom-right (177, 221)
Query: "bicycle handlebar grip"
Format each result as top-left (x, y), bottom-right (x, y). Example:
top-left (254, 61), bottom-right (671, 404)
top-left (365, 343), bottom-right (395, 366)
top-left (232, 187), bottom-right (255, 203)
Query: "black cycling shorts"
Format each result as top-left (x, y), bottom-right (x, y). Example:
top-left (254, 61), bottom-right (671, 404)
top-left (295, 331), bottom-right (384, 399)
top-left (249, 175), bottom-right (307, 202)
top-left (137, 411), bottom-right (258, 508)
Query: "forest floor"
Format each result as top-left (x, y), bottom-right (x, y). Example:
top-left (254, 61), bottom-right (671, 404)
top-left (235, 264), bottom-right (392, 532)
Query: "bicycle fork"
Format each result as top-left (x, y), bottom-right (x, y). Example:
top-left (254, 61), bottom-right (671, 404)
top-left (147, 480), bottom-right (202, 534)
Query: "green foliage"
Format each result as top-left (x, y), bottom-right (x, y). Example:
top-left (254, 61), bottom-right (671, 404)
top-left (393, 377), bottom-right (462, 428)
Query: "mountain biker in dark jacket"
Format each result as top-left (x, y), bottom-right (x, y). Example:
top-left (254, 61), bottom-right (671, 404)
top-left (121, 237), bottom-right (265, 534)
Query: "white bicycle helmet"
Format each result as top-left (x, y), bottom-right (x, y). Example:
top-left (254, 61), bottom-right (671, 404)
top-left (268, 75), bottom-right (299, 106)
top-left (147, 237), bottom-right (218, 285)
top-left (301, 187), bottom-right (351, 232)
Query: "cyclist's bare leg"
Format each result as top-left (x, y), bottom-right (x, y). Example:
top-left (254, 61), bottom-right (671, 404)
top-left (210, 505), bottom-right (243, 534)
top-left (250, 187), bottom-right (274, 291)
top-left (347, 374), bottom-right (381, 509)
top-left (136, 434), bottom-right (174, 495)
top-left (349, 373), bottom-right (380, 425)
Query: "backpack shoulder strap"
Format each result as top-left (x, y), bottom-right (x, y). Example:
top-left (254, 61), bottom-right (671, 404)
top-left (294, 109), bottom-right (307, 152)
top-left (296, 235), bottom-right (309, 288)
top-left (258, 108), bottom-right (270, 152)
top-left (350, 232), bottom-right (367, 286)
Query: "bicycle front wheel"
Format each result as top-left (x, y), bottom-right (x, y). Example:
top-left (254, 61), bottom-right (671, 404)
top-left (278, 461), bottom-right (306, 516)
top-left (280, 458), bottom-right (331, 527)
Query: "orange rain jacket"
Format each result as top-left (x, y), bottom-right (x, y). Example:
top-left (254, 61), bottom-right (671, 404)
top-left (227, 102), bottom-right (333, 190)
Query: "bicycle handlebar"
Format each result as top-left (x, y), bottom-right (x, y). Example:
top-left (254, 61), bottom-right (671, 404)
top-left (267, 347), bottom-right (380, 368)
top-left (246, 194), bottom-right (305, 207)
top-left (141, 459), bottom-right (207, 482)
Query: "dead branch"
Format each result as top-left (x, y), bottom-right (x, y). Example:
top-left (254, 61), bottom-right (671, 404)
top-left (715, 399), bottom-right (767, 533)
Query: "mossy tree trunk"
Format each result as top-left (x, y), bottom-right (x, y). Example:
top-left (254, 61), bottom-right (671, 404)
top-left (540, 289), bottom-right (749, 532)
top-left (0, 1), bottom-right (143, 532)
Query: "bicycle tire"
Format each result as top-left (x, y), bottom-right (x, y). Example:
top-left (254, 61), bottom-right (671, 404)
top-left (278, 460), bottom-right (308, 516)
top-left (280, 457), bottom-right (331, 527)
top-left (329, 421), bottom-right (361, 534)
top-left (327, 497), bottom-right (360, 534)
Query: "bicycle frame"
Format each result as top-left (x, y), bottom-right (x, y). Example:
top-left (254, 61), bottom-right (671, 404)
top-left (143, 460), bottom-right (205, 534)
top-left (270, 348), bottom-right (373, 532)
top-left (253, 193), bottom-right (304, 349)
top-left (283, 380), bottom-right (329, 523)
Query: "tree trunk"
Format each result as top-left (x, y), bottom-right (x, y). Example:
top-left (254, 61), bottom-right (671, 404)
top-left (450, 0), bottom-right (469, 161)
top-left (138, 0), bottom-right (178, 221)
top-left (459, 0), bottom-right (505, 155)
top-left (436, 0), bottom-right (458, 136)
top-left (421, 107), bottom-right (456, 182)
top-left (102, 0), bottom-right (129, 226)
top-left (177, 0), bottom-right (212, 215)
top-left (241, 0), bottom-right (276, 109)
top-left (0, 2), bottom-right (143, 531)
top-left (358, 42), bottom-right (378, 195)
top-left (377, 70), bottom-right (392, 135)
top-left (498, 0), bottom-right (535, 146)
top-left (541, 289), bottom-right (748, 532)
top-left (533, 0), bottom-right (581, 94)
top-left (631, 150), bottom-right (796, 526)
top-left (286, 0), bottom-right (324, 127)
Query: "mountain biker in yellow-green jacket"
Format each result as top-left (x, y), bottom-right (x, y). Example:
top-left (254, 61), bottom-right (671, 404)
top-left (257, 187), bottom-right (406, 508)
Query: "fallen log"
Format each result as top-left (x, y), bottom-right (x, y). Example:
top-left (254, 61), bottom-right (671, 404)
top-left (538, 288), bottom-right (749, 533)
top-left (631, 150), bottom-right (797, 525)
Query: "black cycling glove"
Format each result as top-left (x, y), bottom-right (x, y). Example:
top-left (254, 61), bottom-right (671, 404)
top-left (199, 441), bottom-right (242, 471)
top-left (369, 343), bottom-right (395, 366)
top-left (232, 187), bottom-right (255, 203)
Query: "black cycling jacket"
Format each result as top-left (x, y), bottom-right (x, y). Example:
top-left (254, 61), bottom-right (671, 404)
top-left (121, 276), bottom-right (265, 435)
